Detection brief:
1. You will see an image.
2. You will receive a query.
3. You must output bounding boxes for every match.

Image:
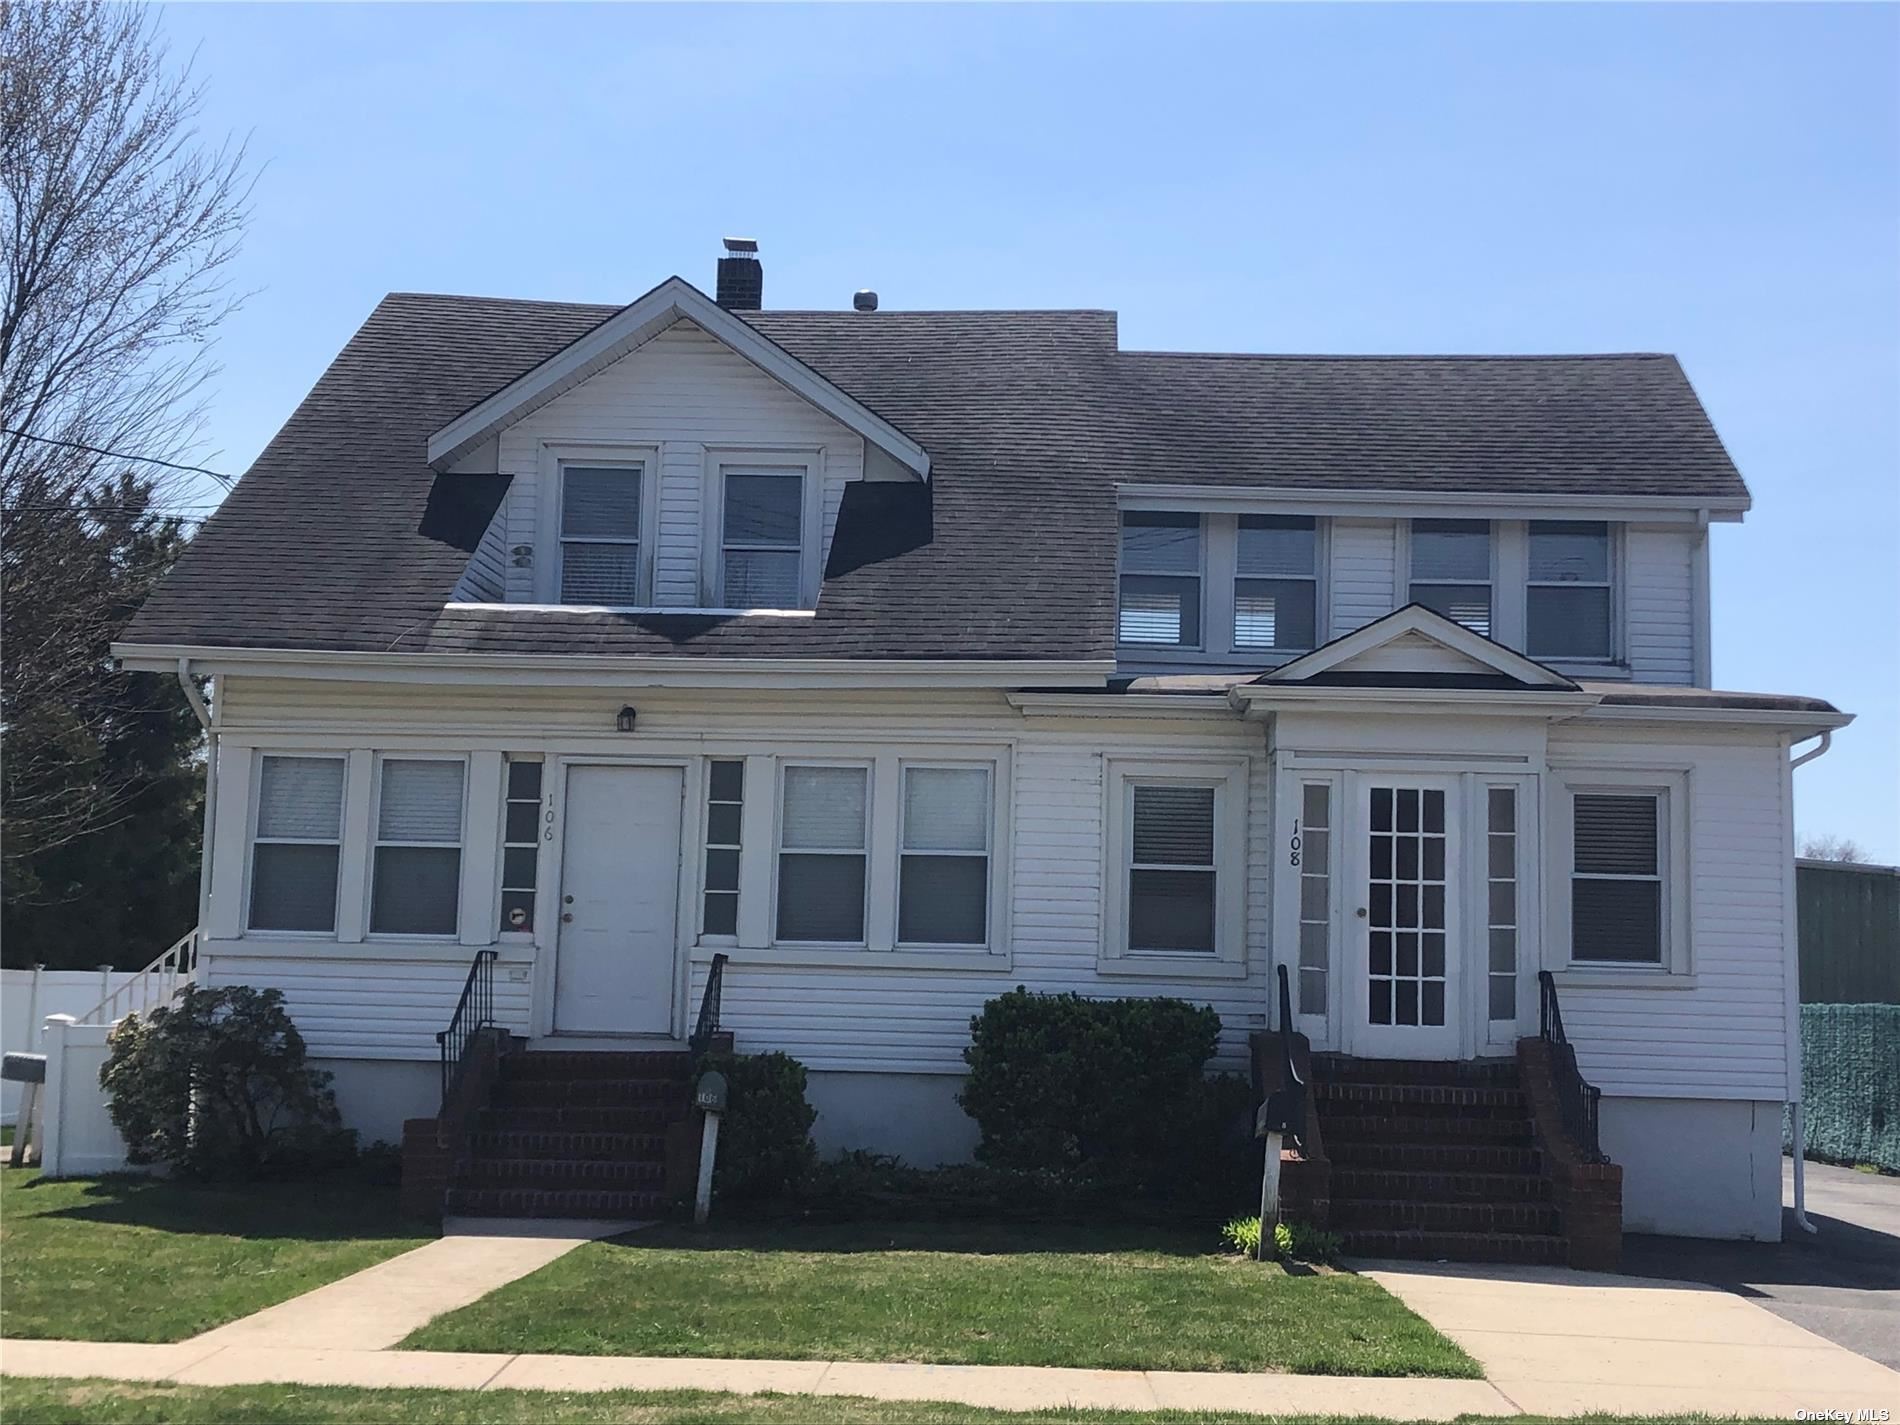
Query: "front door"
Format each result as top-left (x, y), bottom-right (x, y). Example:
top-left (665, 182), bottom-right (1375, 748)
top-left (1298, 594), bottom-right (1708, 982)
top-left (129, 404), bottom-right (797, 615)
top-left (1350, 775), bottom-right (1463, 1058)
top-left (553, 765), bottom-right (682, 1035)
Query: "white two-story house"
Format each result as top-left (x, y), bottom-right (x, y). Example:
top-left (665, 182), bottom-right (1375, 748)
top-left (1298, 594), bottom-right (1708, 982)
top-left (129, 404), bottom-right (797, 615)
top-left (103, 239), bottom-right (1848, 1250)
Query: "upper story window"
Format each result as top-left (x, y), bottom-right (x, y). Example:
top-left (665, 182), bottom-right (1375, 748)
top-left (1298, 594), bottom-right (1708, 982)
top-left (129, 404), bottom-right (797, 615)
top-left (1409, 519), bottom-right (1493, 638)
top-left (1527, 521), bottom-right (1613, 661)
top-left (1234, 515), bottom-right (1317, 652)
top-left (720, 466), bottom-right (804, 607)
top-left (559, 463), bottom-right (644, 604)
top-left (1119, 513), bottom-right (1202, 646)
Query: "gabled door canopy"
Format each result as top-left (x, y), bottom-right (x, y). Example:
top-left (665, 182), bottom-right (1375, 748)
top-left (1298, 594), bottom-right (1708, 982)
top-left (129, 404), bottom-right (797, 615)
top-left (426, 276), bottom-right (931, 477)
top-left (1254, 604), bottom-right (1582, 691)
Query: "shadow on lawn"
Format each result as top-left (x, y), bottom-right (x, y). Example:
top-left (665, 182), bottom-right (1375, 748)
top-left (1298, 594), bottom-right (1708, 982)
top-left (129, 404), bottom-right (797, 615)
top-left (9, 1172), bottom-right (423, 1243)
top-left (602, 1219), bottom-right (1230, 1259)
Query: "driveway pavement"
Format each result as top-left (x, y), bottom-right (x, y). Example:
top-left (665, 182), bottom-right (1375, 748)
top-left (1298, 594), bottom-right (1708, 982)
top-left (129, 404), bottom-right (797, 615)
top-left (1622, 1156), bottom-right (1900, 1369)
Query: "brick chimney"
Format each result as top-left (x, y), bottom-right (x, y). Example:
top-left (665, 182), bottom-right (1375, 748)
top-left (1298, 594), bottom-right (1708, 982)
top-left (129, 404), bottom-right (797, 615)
top-left (715, 237), bottom-right (762, 311)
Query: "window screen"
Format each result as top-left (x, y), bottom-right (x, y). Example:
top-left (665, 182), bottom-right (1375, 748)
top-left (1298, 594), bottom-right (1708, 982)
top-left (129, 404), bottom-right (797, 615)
top-left (1528, 521), bottom-right (1612, 659)
top-left (776, 765), bottom-right (868, 943)
top-left (898, 766), bottom-right (990, 946)
top-left (1409, 519), bottom-right (1493, 638)
top-left (560, 465), bottom-right (641, 604)
top-left (721, 467), bottom-right (803, 608)
top-left (1119, 513), bottom-right (1202, 646)
top-left (1571, 792), bottom-right (1662, 963)
top-left (1127, 784), bottom-right (1216, 954)
top-left (249, 755), bottom-right (345, 932)
top-left (370, 759), bottom-right (464, 936)
top-left (1234, 515), bottom-right (1317, 651)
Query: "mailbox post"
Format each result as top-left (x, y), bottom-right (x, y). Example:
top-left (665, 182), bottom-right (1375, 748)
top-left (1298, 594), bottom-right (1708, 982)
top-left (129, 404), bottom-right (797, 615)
top-left (692, 1070), bottom-right (728, 1227)
top-left (1253, 1101), bottom-right (1282, 1263)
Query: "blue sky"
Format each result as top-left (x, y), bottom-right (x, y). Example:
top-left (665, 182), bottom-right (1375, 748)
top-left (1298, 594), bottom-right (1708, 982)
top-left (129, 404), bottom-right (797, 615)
top-left (160, 2), bottom-right (1898, 858)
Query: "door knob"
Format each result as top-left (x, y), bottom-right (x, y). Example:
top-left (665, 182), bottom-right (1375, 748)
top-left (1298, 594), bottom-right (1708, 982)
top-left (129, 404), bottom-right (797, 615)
top-left (1355, 907), bottom-right (1368, 919)
top-left (561, 912), bottom-right (574, 923)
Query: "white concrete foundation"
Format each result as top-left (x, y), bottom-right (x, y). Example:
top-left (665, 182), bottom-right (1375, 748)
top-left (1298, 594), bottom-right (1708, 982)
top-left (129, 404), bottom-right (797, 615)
top-left (1600, 1096), bottom-right (1783, 1242)
top-left (806, 1069), bottom-right (979, 1167)
top-left (318, 1059), bottom-right (440, 1147)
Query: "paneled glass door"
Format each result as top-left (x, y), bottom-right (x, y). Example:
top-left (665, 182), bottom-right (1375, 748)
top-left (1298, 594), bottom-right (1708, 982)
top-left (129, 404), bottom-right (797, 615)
top-left (1352, 776), bottom-right (1463, 1058)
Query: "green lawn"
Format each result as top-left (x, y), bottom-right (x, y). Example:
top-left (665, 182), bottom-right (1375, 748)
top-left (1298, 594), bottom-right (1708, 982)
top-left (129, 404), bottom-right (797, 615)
top-left (0, 1382), bottom-right (1794, 1425)
top-left (0, 1160), bottom-right (429, 1342)
top-left (403, 1221), bottom-right (1478, 1377)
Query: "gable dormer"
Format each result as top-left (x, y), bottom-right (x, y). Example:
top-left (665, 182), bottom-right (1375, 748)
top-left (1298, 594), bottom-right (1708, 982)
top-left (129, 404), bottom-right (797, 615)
top-left (436, 266), bottom-right (928, 614)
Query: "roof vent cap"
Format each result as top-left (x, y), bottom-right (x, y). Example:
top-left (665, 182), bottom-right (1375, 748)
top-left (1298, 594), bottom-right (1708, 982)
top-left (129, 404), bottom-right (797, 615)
top-left (853, 289), bottom-right (879, 313)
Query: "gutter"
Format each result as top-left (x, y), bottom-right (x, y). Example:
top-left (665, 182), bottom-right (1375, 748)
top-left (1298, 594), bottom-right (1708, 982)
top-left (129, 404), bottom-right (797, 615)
top-left (176, 659), bottom-right (216, 932)
top-left (1784, 728), bottom-right (1835, 1236)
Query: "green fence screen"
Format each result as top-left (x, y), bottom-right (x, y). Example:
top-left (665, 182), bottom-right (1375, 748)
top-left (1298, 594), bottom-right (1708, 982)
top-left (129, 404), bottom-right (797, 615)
top-left (1785, 1003), bottom-right (1900, 1172)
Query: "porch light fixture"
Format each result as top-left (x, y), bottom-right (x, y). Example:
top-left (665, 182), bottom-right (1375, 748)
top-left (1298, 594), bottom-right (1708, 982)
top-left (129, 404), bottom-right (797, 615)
top-left (615, 705), bottom-right (638, 733)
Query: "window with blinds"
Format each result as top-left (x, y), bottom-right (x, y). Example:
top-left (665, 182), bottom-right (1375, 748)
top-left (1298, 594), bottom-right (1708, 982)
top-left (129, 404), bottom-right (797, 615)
top-left (1233, 515), bottom-right (1317, 651)
top-left (559, 465), bottom-right (642, 604)
top-left (1571, 791), bottom-right (1663, 962)
top-left (1127, 784), bottom-right (1217, 954)
top-left (1528, 521), bottom-right (1613, 660)
top-left (898, 766), bottom-right (991, 946)
top-left (702, 759), bottom-right (744, 937)
top-left (370, 758), bottom-right (465, 936)
top-left (249, 755), bottom-right (345, 932)
top-left (1119, 513), bottom-right (1202, 646)
top-left (776, 764), bottom-right (868, 943)
top-left (720, 467), bottom-right (804, 608)
top-left (1409, 519), bottom-right (1493, 638)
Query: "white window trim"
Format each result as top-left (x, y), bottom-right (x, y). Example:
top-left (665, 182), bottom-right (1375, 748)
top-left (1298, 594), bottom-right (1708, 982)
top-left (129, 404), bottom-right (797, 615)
top-left (771, 758), bottom-right (873, 950)
top-left (538, 442), bottom-right (660, 606)
top-left (1525, 520), bottom-right (1624, 668)
top-left (1405, 518), bottom-right (1497, 637)
top-left (244, 750), bottom-right (347, 938)
top-left (702, 447), bottom-right (825, 611)
top-left (496, 754), bottom-right (546, 944)
top-left (895, 759), bottom-right (1003, 953)
top-left (1117, 511), bottom-right (1330, 666)
top-left (1101, 755), bottom-right (1249, 979)
top-left (1546, 764), bottom-right (1692, 979)
top-left (368, 752), bottom-right (470, 942)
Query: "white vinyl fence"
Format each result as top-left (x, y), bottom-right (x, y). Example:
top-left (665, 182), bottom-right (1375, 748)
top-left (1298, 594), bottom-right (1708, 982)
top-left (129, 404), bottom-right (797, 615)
top-left (1, 967), bottom-right (134, 1125)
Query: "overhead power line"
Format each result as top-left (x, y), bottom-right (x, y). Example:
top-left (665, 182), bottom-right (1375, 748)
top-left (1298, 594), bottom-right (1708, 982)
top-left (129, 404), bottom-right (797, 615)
top-left (1, 427), bottom-right (236, 487)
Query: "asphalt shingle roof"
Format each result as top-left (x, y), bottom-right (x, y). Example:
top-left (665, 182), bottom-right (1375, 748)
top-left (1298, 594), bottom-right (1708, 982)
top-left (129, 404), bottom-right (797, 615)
top-left (122, 291), bottom-right (1749, 661)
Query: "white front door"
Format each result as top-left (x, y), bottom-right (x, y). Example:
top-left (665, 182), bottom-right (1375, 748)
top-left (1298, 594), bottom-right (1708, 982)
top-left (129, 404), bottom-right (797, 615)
top-left (1349, 775), bottom-right (1463, 1059)
top-left (553, 765), bottom-right (682, 1035)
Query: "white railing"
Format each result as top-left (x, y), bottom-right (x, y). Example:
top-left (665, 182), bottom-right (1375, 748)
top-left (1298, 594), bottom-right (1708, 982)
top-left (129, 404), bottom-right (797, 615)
top-left (75, 929), bottom-right (201, 1026)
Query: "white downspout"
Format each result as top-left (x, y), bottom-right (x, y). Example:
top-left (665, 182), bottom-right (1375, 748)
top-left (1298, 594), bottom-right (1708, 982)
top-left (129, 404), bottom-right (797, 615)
top-left (1784, 728), bottom-right (1833, 1236)
top-left (176, 659), bottom-right (215, 930)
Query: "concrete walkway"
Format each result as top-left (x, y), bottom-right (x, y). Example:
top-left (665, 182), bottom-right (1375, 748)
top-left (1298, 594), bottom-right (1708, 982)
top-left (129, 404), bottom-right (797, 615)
top-left (183, 1218), bottom-right (636, 1353)
top-left (1363, 1257), bottom-right (1900, 1417)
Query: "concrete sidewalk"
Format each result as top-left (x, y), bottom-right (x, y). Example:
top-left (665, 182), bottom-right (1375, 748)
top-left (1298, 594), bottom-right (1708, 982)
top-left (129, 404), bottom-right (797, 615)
top-left (1363, 1258), bottom-right (1900, 1417)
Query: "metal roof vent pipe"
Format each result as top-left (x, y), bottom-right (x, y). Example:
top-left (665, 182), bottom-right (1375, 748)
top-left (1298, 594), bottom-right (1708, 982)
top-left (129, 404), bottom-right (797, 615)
top-left (853, 290), bottom-right (879, 313)
top-left (715, 237), bottom-right (762, 311)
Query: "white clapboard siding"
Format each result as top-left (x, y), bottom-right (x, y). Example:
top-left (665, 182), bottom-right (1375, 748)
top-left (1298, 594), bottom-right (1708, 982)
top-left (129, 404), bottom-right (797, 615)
top-left (1546, 725), bottom-right (1790, 1101)
top-left (496, 321), bottom-right (867, 603)
top-left (200, 954), bottom-right (534, 1061)
top-left (449, 508), bottom-right (509, 603)
top-left (1624, 527), bottom-right (1697, 685)
top-left (1329, 518), bottom-right (1398, 638)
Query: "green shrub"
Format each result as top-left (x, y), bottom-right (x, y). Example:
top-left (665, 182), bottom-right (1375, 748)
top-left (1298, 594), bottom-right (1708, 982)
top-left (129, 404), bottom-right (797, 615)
top-left (958, 988), bottom-right (1251, 1199)
top-left (1220, 1214), bottom-right (1262, 1256)
top-left (1219, 1216), bottom-right (1340, 1263)
top-left (100, 985), bottom-right (349, 1180)
top-left (699, 1051), bottom-right (817, 1201)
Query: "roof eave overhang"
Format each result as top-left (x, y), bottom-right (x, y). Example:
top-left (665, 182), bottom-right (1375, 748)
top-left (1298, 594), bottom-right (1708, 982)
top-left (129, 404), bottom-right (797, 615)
top-left (1573, 702), bottom-right (1854, 733)
top-left (1118, 484), bottom-right (1751, 523)
top-left (424, 276), bottom-right (931, 478)
top-left (115, 642), bottom-right (1109, 691)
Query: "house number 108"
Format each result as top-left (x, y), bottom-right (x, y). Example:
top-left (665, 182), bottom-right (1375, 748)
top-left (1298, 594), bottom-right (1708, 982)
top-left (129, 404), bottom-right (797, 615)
top-left (1288, 819), bottom-right (1302, 868)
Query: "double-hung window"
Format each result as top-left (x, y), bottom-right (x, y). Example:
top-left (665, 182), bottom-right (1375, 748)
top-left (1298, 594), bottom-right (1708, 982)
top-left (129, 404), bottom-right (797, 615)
top-left (370, 758), bottom-right (466, 936)
top-left (1127, 784), bottom-right (1218, 954)
top-left (1409, 519), bottom-right (1493, 637)
top-left (775, 765), bottom-right (869, 944)
top-left (720, 466), bottom-right (805, 608)
top-left (249, 755), bottom-right (345, 933)
top-left (1570, 791), bottom-right (1665, 964)
top-left (559, 464), bottom-right (643, 604)
top-left (1119, 513), bottom-right (1202, 647)
top-left (1527, 521), bottom-right (1613, 660)
top-left (1233, 515), bottom-right (1318, 652)
top-left (898, 766), bottom-right (991, 946)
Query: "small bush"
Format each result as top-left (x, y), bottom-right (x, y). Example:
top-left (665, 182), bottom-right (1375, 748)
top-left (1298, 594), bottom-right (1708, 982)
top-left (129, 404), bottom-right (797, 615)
top-left (101, 985), bottom-right (349, 1180)
top-left (1220, 1214), bottom-right (1262, 1257)
top-left (1219, 1216), bottom-right (1341, 1264)
top-left (699, 1051), bottom-right (817, 1201)
top-left (958, 988), bottom-right (1252, 1200)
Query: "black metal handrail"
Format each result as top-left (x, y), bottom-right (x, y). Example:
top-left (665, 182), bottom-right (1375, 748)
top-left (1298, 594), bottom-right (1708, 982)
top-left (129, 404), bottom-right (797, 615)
top-left (1260, 964), bottom-right (1307, 1152)
top-left (688, 952), bottom-right (728, 1064)
top-left (1537, 969), bottom-right (1607, 1163)
top-left (437, 950), bottom-right (497, 1110)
